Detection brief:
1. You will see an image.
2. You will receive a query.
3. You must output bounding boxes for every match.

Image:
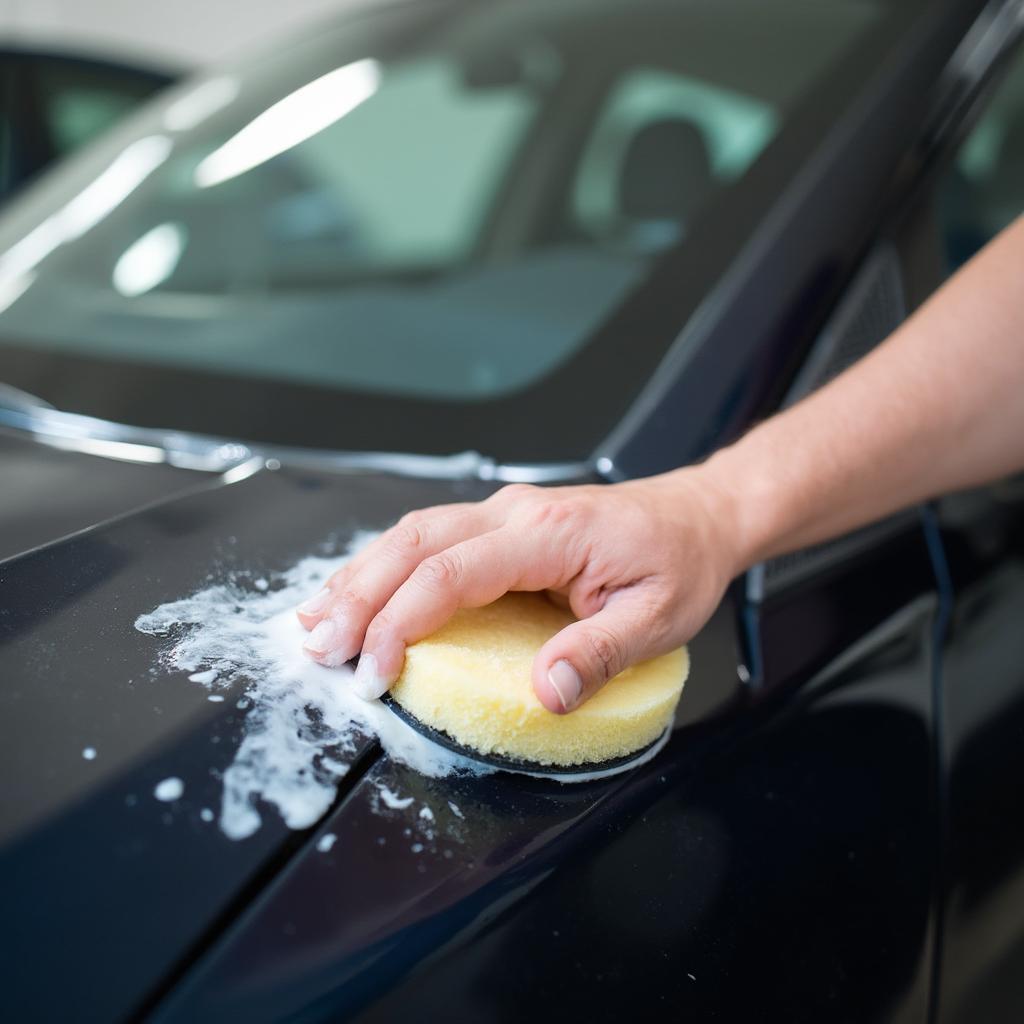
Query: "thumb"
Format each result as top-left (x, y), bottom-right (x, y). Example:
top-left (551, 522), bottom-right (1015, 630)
top-left (532, 598), bottom-right (656, 715)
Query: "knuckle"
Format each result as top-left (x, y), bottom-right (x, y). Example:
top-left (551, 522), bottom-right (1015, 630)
top-left (389, 521), bottom-right (428, 557)
top-left (527, 498), bottom-right (582, 532)
top-left (583, 626), bottom-right (621, 682)
top-left (416, 551), bottom-right (462, 592)
top-left (366, 607), bottom-right (394, 639)
top-left (395, 509), bottom-right (425, 529)
top-left (325, 568), bottom-right (348, 591)
top-left (491, 482), bottom-right (536, 504)
top-left (336, 589), bottom-right (372, 617)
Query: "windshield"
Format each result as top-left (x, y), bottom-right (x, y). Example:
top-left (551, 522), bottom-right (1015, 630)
top-left (0, 0), bottom-right (887, 461)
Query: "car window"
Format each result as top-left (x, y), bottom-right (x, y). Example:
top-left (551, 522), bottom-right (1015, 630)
top-left (34, 59), bottom-right (166, 156)
top-left (0, 0), bottom-right (903, 461)
top-left (939, 43), bottom-right (1024, 270)
top-left (294, 59), bottom-right (534, 268)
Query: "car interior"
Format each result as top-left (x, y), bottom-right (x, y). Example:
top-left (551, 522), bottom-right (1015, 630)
top-left (940, 52), bottom-right (1024, 269)
top-left (0, 0), bottom-right (882, 410)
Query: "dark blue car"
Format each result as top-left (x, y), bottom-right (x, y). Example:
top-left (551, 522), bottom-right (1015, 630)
top-left (1, 0), bottom-right (1023, 1020)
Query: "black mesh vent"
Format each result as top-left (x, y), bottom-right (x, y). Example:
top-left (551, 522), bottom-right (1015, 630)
top-left (783, 244), bottom-right (906, 406)
top-left (755, 245), bottom-right (908, 598)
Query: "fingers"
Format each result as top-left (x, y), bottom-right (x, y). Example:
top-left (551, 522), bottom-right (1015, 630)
top-left (296, 504), bottom-right (474, 628)
top-left (353, 528), bottom-right (570, 699)
top-left (531, 595), bottom-right (660, 714)
top-left (300, 508), bottom-right (493, 667)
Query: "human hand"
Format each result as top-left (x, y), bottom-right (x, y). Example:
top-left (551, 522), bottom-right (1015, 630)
top-left (295, 471), bottom-right (743, 713)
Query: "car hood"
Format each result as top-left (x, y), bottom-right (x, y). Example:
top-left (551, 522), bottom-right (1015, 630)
top-left (0, 425), bottom-right (210, 560)
top-left (0, 441), bottom-right (493, 1020)
top-left (0, 435), bottom-right (736, 1022)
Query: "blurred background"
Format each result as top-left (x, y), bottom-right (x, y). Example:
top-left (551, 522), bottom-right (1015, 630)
top-left (0, 0), bottom-right (347, 203)
top-left (0, 0), bottom-right (341, 65)
top-left (1, 0), bottom-right (1022, 460)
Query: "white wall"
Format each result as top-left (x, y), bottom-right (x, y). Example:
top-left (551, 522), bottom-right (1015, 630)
top-left (0, 0), bottom-right (358, 70)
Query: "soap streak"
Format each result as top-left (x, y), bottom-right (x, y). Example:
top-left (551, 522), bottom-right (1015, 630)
top-left (135, 545), bottom-right (485, 841)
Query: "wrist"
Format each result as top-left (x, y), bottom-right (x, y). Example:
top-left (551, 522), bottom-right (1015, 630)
top-left (688, 444), bottom-right (785, 574)
top-left (650, 458), bottom-right (763, 580)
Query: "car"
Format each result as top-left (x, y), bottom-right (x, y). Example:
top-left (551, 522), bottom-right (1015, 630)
top-left (0, 45), bottom-right (177, 204)
top-left (1, 0), bottom-right (1023, 1020)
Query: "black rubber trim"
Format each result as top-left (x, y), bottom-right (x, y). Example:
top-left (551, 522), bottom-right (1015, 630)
top-left (380, 692), bottom-right (661, 775)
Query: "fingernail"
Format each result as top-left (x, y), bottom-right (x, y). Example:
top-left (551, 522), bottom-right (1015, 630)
top-left (547, 659), bottom-right (582, 713)
top-left (304, 619), bottom-right (343, 656)
top-left (298, 588), bottom-right (332, 615)
top-left (352, 652), bottom-right (391, 701)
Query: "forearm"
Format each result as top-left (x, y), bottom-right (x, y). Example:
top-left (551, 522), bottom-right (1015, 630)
top-left (297, 219), bottom-right (1024, 708)
top-left (692, 215), bottom-right (1024, 571)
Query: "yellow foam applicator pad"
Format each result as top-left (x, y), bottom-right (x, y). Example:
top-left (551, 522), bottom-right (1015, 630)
top-left (390, 592), bottom-right (689, 768)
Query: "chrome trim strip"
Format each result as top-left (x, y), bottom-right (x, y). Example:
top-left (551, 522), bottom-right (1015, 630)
top-left (0, 404), bottom-right (253, 472)
top-left (0, 383), bottom-right (54, 412)
top-left (0, 402), bottom-right (592, 484)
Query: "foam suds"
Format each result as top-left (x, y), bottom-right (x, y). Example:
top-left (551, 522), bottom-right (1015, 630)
top-left (135, 543), bottom-right (487, 841)
top-left (378, 786), bottom-right (415, 811)
top-left (155, 777), bottom-right (184, 802)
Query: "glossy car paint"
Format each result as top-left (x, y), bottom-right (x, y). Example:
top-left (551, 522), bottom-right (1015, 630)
top-left (149, 521), bottom-right (942, 1024)
top-left (0, 458), bottom-right (940, 1023)
top-left (0, 468), bottom-right (492, 1022)
top-left (934, 484), bottom-right (1024, 1023)
top-left (0, 427), bottom-right (207, 559)
top-left (1, 1), bottom-right (1023, 1022)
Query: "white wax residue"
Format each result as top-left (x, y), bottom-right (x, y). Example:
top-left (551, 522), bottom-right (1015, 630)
top-left (135, 538), bottom-right (488, 842)
top-left (316, 832), bottom-right (337, 853)
top-left (155, 777), bottom-right (184, 801)
top-left (378, 786), bottom-right (415, 811)
top-left (82, 746), bottom-right (97, 761)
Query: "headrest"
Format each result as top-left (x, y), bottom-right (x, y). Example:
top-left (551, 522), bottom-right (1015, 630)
top-left (618, 118), bottom-right (713, 224)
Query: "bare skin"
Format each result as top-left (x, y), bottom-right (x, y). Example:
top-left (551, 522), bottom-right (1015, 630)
top-left (297, 215), bottom-right (1024, 714)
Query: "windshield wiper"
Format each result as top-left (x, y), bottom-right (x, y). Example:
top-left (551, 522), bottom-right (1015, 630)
top-left (0, 397), bottom-right (591, 482)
